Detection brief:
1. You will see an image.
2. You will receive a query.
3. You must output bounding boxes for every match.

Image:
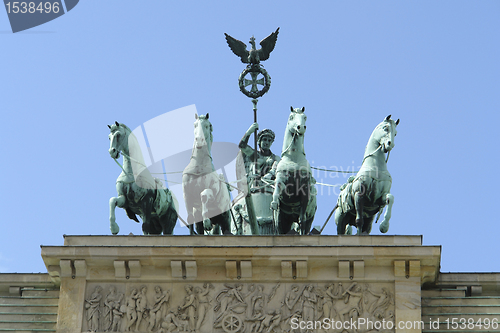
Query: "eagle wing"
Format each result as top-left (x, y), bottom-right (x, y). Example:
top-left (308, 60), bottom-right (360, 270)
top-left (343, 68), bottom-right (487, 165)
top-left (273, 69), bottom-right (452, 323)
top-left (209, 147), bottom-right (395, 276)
top-left (225, 33), bottom-right (249, 63)
top-left (258, 27), bottom-right (280, 62)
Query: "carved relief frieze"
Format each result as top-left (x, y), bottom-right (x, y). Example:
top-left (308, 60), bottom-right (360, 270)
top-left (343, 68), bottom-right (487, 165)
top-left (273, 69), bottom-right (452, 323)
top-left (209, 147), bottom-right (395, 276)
top-left (83, 282), bottom-right (394, 333)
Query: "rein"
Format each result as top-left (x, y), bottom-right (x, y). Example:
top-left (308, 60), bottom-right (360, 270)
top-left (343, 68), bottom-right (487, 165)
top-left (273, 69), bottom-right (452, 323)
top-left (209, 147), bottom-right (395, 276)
top-left (281, 131), bottom-right (297, 157)
top-left (309, 141), bottom-right (391, 174)
top-left (120, 150), bottom-right (147, 167)
top-left (111, 149), bottom-right (150, 182)
top-left (112, 149), bottom-right (144, 176)
top-left (310, 166), bottom-right (357, 173)
top-left (361, 145), bottom-right (382, 165)
top-left (113, 157), bottom-right (128, 175)
top-left (360, 143), bottom-right (391, 165)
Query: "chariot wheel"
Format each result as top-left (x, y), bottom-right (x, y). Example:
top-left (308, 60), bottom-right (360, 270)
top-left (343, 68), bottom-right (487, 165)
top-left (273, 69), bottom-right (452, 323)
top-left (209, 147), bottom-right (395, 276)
top-left (221, 313), bottom-right (243, 333)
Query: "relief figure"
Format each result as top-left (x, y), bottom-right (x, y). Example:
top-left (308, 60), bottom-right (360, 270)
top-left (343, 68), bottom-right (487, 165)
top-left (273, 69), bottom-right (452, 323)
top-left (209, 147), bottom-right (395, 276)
top-left (85, 286), bottom-right (103, 332)
top-left (148, 286), bottom-right (170, 332)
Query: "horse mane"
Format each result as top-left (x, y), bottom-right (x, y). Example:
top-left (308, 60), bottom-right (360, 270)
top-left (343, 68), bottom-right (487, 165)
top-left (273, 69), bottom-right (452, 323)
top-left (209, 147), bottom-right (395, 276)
top-left (112, 122), bottom-right (160, 190)
top-left (118, 123), bottom-right (132, 133)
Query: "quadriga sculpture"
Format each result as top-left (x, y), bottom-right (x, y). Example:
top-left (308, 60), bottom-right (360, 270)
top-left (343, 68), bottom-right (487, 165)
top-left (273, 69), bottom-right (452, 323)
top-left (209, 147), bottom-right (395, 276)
top-left (182, 114), bottom-right (232, 235)
top-left (336, 115), bottom-right (399, 235)
top-left (271, 107), bottom-right (317, 235)
top-left (108, 122), bottom-right (178, 235)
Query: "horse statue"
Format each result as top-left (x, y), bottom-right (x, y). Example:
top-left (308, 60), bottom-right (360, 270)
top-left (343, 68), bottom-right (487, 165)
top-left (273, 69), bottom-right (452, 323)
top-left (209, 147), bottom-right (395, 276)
top-left (182, 113), bottom-right (232, 235)
top-left (271, 107), bottom-right (317, 235)
top-left (108, 122), bottom-right (178, 235)
top-left (335, 115), bottom-right (399, 235)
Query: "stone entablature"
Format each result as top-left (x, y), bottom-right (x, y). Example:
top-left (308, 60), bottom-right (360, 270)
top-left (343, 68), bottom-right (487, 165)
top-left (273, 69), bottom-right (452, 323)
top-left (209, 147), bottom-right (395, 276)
top-left (41, 235), bottom-right (441, 333)
top-left (42, 235), bottom-right (439, 283)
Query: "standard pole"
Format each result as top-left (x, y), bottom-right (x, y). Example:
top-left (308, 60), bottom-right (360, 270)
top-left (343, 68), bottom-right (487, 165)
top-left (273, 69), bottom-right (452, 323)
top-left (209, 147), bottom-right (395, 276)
top-left (252, 98), bottom-right (259, 173)
top-left (244, 98), bottom-right (260, 235)
top-left (320, 204), bottom-right (338, 233)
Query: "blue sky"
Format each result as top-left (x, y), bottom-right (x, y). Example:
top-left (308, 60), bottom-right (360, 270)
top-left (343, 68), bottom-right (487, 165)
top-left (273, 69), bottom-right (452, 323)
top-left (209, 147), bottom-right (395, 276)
top-left (1, 1), bottom-right (499, 274)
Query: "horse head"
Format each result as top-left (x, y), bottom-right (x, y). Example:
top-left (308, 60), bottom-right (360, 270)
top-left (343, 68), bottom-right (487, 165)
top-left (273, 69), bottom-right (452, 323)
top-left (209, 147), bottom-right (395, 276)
top-left (193, 113), bottom-right (213, 151)
top-left (281, 106), bottom-right (309, 157)
top-left (288, 106), bottom-right (307, 136)
top-left (108, 121), bottom-right (130, 159)
top-left (376, 115), bottom-right (399, 153)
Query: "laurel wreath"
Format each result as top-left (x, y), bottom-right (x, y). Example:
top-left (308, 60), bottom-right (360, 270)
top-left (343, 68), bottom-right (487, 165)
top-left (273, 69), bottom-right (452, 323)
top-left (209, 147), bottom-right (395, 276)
top-left (238, 66), bottom-right (271, 99)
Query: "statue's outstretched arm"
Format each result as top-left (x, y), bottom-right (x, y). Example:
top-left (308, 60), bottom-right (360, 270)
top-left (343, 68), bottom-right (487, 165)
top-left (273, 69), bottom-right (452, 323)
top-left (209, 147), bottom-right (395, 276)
top-left (239, 123), bottom-right (259, 156)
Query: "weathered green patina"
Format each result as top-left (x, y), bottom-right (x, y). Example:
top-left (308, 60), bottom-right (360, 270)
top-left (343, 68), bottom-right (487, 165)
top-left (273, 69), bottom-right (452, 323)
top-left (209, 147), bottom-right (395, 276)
top-left (226, 29), bottom-right (280, 235)
top-left (182, 114), bottom-right (233, 235)
top-left (236, 122), bottom-right (280, 234)
top-left (108, 122), bottom-right (178, 235)
top-left (271, 107), bottom-right (317, 235)
top-left (335, 115), bottom-right (399, 235)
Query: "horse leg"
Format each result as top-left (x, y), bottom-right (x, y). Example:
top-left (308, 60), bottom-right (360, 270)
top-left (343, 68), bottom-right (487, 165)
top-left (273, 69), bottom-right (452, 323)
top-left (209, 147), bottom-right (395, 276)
top-left (299, 182), bottom-right (311, 235)
top-left (190, 206), bottom-right (204, 235)
top-left (271, 171), bottom-right (286, 233)
top-left (141, 209), bottom-right (153, 235)
top-left (379, 193), bottom-right (394, 233)
top-left (109, 195), bottom-right (126, 235)
top-left (161, 205), bottom-right (177, 235)
top-left (220, 211), bottom-right (231, 234)
top-left (157, 190), bottom-right (177, 235)
top-left (363, 215), bottom-right (375, 234)
top-left (335, 209), bottom-right (351, 235)
top-left (354, 191), bottom-right (365, 235)
top-left (200, 189), bottom-right (214, 231)
top-left (271, 171), bottom-right (285, 212)
top-left (304, 216), bottom-right (315, 235)
top-left (303, 180), bottom-right (317, 235)
top-left (195, 222), bottom-right (204, 235)
top-left (207, 214), bottom-right (219, 235)
top-left (185, 198), bottom-right (195, 235)
top-left (139, 192), bottom-right (160, 235)
top-left (148, 217), bottom-right (163, 235)
top-left (335, 209), bottom-right (344, 235)
top-left (183, 174), bottom-right (197, 235)
top-left (277, 210), bottom-right (290, 234)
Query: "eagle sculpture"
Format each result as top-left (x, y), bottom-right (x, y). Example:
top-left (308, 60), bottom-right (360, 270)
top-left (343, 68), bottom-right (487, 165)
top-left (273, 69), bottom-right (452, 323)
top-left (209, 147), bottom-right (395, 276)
top-left (225, 28), bottom-right (280, 65)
